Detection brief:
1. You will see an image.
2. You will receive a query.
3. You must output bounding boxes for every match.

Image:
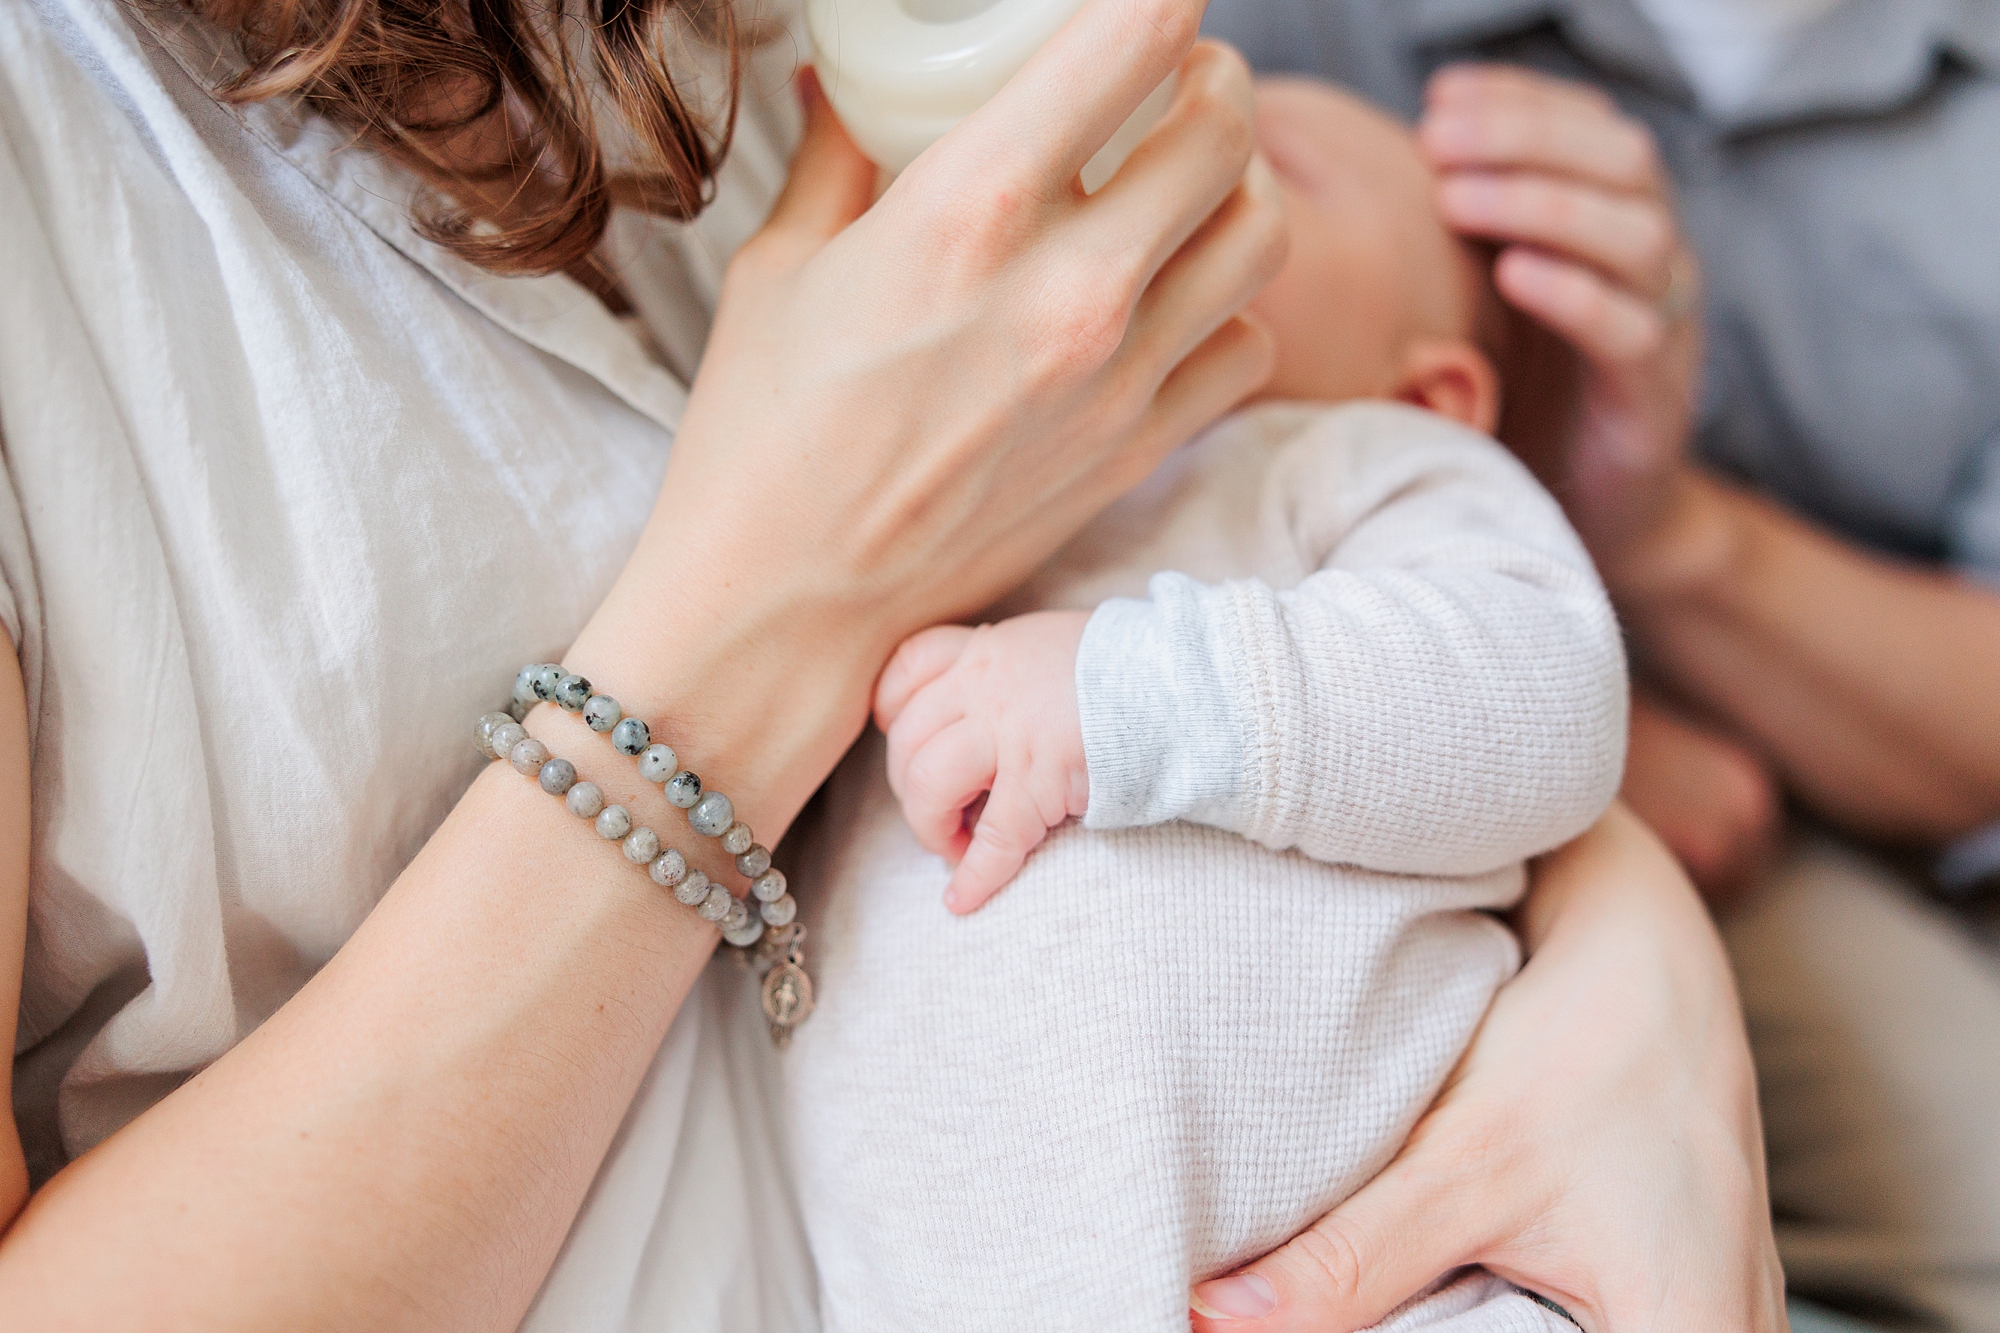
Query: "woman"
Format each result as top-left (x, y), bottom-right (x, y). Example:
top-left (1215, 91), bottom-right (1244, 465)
top-left (1201, 0), bottom-right (2000, 1327)
top-left (0, 0), bottom-right (1778, 1326)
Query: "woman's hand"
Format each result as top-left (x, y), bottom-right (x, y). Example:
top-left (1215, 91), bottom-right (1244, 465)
top-left (650, 16), bottom-right (1284, 672)
top-left (1188, 806), bottom-right (1788, 1333)
top-left (1417, 64), bottom-right (1700, 575)
top-left (578, 1), bottom-right (1284, 839)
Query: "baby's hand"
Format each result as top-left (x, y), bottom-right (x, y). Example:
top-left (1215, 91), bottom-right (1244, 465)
top-left (874, 611), bottom-right (1092, 913)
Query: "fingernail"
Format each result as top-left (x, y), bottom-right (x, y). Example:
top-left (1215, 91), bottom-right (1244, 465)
top-left (1189, 1273), bottom-right (1276, 1320)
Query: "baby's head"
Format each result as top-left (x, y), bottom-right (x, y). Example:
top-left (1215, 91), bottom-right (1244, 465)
top-left (1249, 79), bottom-right (1507, 434)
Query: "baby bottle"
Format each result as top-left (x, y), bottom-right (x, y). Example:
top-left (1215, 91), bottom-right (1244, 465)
top-left (806, 0), bottom-right (1174, 191)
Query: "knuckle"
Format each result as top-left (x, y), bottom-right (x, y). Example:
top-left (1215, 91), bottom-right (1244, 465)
top-left (1122, 0), bottom-right (1199, 61)
top-left (1028, 276), bottom-right (1130, 379)
top-left (928, 175), bottom-right (1040, 268)
top-left (1290, 1218), bottom-right (1368, 1298)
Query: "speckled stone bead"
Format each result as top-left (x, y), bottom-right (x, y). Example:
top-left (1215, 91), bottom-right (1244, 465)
top-left (759, 893), bottom-right (797, 927)
top-left (637, 743), bottom-right (679, 783)
top-left (538, 758), bottom-right (577, 795)
top-left (553, 674), bottom-right (592, 711)
top-left (488, 721), bottom-right (527, 758)
top-left (720, 823), bottom-right (754, 856)
top-left (512, 665), bottom-right (543, 709)
top-left (565, 781), bottom-right (605, 819)
top-left (722, 916), bottom-right (765, 948)
top-left (595, 804), bottom-right (633, 840)
top-left (622, 826), bottom-right (660, 864)
top-left (475, 712), bottom-right (513, 759)
top-left (672, 869), bottom-right (711, 907)
top-left (664, 771), bottom-right (702, 809)
top-left (611, 717), bottom-right (650, 756)
top-left (752, 868), bottom-right (787, 903)
top-left (689, 791), bottom-right (734, 836)
top-left (649, 848), bottom-right (688, 888)
top-left (508, 737), bottom-right (550, 776)
top-left (698, 884), bottom-right (734, 922)
top-left (582, 695), bottom-right (622, 733)
top-left (721, 898), bottom-right (751, 933)
top-left (529, 664), bottom-right (563, 701)
top-left (735, 844), bottom-right (772, 879)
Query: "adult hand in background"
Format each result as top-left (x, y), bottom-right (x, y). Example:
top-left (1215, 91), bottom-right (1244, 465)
top-left (1620, 691), bottom-right (1782, 908)
top-left (1417, 64), bottom-right (1701, 578)
top-left (1188, 806), bottom-right (1788, 1333)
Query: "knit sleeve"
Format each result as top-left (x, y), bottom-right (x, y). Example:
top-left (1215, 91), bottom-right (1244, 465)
top-left (1077, 406), bottom-right (1628, 876)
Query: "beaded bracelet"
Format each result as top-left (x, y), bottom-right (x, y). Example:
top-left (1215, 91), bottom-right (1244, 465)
top-left (475, 663), bottom-right (814, 1045)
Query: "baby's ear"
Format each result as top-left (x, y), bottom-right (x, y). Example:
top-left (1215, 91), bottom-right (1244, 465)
top-left (1392, 338), bottom-right (1501, 435)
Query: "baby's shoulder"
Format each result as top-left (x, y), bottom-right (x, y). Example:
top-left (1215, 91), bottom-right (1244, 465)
top-left (1223, 397), bottom-right (1504, 464)
top-left (1204, 398), bottom-right (1540, 505)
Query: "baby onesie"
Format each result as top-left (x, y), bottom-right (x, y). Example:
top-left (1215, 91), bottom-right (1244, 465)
top-left (782, 400), bottom-right (1625, 1331)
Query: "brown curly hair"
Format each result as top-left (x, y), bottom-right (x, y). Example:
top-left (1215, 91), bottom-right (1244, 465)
top-left (198, 0), bottom-right (742, 276)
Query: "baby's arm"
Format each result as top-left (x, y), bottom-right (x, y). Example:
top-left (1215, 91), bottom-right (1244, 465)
top-left (1082, 408), bottom-right (1627, 875)
top-left (878, 406), bottom-right (1629, 906)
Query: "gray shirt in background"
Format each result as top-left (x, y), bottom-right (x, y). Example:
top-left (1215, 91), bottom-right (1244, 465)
top-left (1204, 0), bottom-right (2000, 583)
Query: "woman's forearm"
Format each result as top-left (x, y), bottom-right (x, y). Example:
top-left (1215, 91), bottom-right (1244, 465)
top-left (1617, 468), bottom-right (2000, 844)
top-left (0, 563), bottom-right (885, 1332)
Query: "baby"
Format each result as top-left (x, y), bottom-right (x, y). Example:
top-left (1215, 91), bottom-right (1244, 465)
top-left (780, 79), bottom-right (1625, 1331)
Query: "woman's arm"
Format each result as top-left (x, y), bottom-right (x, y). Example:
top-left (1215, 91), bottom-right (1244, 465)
top-left (1614, 470), bottom-right (2000, 844)
top-left (0, 12), bottom-right (1285, 1326)
top-left (1188, 805), bottom-right (1787, 1332)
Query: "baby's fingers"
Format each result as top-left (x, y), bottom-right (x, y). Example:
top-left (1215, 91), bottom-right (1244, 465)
top-left (875, 625), bottom-right (975, 732)
top-left (945, 778), bottom-right (1054, 914)
top-left (899, 719), bottom-right (997, 860)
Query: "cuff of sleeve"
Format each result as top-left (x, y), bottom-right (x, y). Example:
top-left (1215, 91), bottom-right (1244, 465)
top-left (1077, 578), bottom-right (1253, 831)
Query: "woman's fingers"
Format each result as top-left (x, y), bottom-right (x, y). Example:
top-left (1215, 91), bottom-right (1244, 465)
top-left (1189, 1109), bottom-right (1495, 1332)
top-left (750, 68), bottom-right (878, 262)
top-left (962, 0), bottom-right (1204, 191)
top-left (1119, 315), bottom-right (1275, 486)
top-left (1120, 151), bottom-right (1288, 376)
top-left (1438, 171), bottom-right (1674, 297)
top-left (1080, 41), bottom-right (1258, 284)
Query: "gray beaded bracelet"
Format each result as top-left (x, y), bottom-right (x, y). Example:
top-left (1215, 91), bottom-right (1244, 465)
top-left (488, 664), bottom-right (814, 1044)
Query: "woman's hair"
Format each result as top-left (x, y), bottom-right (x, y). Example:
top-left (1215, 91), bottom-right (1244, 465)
top-left (200, 0), bottom-right (742, 276)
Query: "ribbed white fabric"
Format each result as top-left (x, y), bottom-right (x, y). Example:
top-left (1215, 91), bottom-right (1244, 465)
top-left (784, 402), bottom-right (1625, 1331)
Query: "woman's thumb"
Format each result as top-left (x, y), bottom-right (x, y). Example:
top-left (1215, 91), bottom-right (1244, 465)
top-left (762, 67), bottom-right (877, 246)
top-left (1189, 1152), bottom-right (1475, 1332)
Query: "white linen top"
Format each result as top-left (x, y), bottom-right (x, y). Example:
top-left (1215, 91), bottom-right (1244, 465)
top-left (785, 401), bottom-right (1624, 1330)
top-left (1, 0), bottom-right (817, 1325)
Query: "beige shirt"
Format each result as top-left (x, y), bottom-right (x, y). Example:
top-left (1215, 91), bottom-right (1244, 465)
top-left (1, 0), bottom-right (813, 1324)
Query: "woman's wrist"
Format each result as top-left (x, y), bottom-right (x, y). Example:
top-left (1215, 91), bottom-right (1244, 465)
top-left (559, 520), bottom-right (896, 859)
